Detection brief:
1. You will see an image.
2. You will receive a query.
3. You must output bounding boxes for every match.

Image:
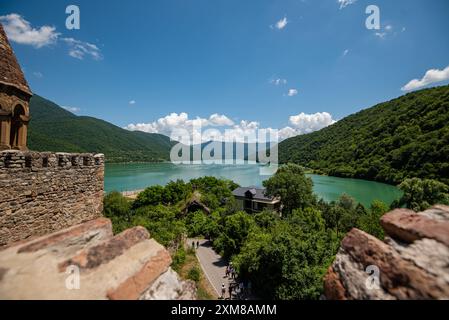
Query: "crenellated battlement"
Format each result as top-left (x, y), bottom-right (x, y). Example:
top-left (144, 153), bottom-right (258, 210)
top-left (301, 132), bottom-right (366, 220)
top-left (0, 150), bottom-right (104, 169)
top-left (0, 150), bottom-right (105, 246)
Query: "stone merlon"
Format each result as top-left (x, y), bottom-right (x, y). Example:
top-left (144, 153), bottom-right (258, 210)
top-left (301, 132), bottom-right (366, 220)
top-left (0, 150), bottom-right (105, 246)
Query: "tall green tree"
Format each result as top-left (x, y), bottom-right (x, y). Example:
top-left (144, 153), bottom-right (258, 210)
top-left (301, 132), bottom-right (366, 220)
top-left (396, 178), bottom-right (449, 211)
top-left (234, 208), bottom-right (338, 300)
top-left (358, 200), bottom-right (388, 240)
top-left (263, 163), bottom-right (316, 215)
top-left (132, 205), bottom-right (186, 247)
top-left (213, 211), bottom-right (256, 259)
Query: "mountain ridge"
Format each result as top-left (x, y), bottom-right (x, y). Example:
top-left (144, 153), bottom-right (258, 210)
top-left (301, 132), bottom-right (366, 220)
top-left (278, 85), bottom-right (449, 185)
top-left (28, 85), bottom-right (449, 186)
top-left (28, 95), bottom-right (176, 162)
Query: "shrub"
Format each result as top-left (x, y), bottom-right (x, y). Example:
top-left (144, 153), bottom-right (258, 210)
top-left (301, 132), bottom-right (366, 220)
top-left (187, 266), bottom-right (201, 283)
top-left (103, 191), bottom-right (132, 234)
top-left (172, 247), bottom-right (186, 272)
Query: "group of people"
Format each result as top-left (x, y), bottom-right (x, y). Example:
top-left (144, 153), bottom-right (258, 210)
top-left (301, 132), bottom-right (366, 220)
top-left (220, 263), bottom-right (252, 300)
top-left (225, 264), bottom-right (236, 279)
top-left (191, 240), bottom-right (200, 249)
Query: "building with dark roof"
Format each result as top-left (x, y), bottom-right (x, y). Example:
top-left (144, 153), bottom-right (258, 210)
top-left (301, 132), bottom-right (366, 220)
top-left (0, 22), bottom-right (32, 150)
top-left (232, 186), bottom-right (281, 214)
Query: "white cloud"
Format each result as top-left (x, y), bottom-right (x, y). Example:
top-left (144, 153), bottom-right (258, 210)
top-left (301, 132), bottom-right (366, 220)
top-left (61, 37), bottom-right (102, 60)
top-left (126, 111), bottom-right (336, 144)
top-left (375, 32), bottom-right (387, 39)
top-left (374, 24), bottom-right (397, 39)
top-left (209, 114), bottom-right (234, 126)
top-left (129, 100), bottom-right (136, 105)
top-left (33, 71), bottom-right (43, 78)
top-left (287, 89), bottom-right (298, 97)
top-left (0, 13), bottom-right (102, 61)
top-left (125, 112), bottom-right (234, 138)
top-left (338, 0), bottom-right (357, 10)
top-left (278, 126), bottom-right (297, 140)
top-left (63, 106), bottom-right (80, 113)
top-left (289, 112), bottom-right (336, 134)
top-left (271, 78), bottom-right (288, 86)
top-left (401, 66), bottom-right (449, 91)
top-left (272, 17), bottom-right (288, 30)
top-left (0, 13), bottom-right (59, 48)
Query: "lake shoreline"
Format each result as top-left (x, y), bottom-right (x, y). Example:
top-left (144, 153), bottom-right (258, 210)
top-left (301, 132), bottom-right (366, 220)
top-left (105, 161), bottom-right (400, 187)
top-left (105, 162), bottom-right (403, 207)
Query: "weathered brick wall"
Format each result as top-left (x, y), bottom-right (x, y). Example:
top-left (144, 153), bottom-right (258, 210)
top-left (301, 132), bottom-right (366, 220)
top-left (0, 150), bottom-right (104, 246)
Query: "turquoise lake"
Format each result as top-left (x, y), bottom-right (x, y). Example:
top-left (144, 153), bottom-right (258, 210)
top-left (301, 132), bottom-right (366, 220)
top-left (104, 162), bottom-right (402, 208)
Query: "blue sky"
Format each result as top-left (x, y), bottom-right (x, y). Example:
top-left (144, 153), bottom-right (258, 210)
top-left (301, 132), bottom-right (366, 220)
top-left (1, 0), bottom-right (449, 141)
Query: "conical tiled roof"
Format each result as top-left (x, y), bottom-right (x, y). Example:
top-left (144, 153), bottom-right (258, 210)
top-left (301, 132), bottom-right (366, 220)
top-left (0, 22), bottom-right (31, 95)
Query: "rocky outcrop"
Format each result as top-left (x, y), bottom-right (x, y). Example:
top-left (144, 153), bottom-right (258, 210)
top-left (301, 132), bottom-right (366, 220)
top-left (324, 205), bottom-right (449, 300)
top-left (0, 218), bottom-right (196, 300)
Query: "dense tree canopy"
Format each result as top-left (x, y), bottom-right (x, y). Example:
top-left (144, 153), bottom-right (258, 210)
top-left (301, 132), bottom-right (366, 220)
top-left (103, 172), bottom-right (423, 300)
top-left (263, 163), bottom-right (316, 215)
top-left (394, 178), bottom-right (449, 211)
top-left (28, 95), bottom-right (176, 162)
top-left (278, 85), bottom-right (449, 185)
top-left (233, 208), bottom-right (338, 300)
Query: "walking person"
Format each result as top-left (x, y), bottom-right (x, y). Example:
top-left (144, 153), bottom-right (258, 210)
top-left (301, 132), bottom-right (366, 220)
top-left (191, 241), bottom-right (195, 249)
top-left (221, 283), bottom-right (226, 299)
top-left (239, 282), bottom-right (244, 299)
top-left (196, 240), bottom-right (200, 249)
top-left (225, 265), bottom-right (229, 278)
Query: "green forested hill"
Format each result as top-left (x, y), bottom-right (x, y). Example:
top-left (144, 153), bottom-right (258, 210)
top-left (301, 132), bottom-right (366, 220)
top-left (28, 95), bottom-right (175, 162)
top-left (279, 85), bottom-right (449, 185)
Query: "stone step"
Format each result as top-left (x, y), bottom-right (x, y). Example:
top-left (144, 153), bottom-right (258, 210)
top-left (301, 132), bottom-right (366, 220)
top-left (16, 218), bottom-right (113, 256)
top-left (58, 226), bottom-right (150, 272)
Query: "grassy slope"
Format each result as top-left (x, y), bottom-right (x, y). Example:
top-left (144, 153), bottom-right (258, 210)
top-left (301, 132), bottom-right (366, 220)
top-left (28, 95), bottom-right (175, 162)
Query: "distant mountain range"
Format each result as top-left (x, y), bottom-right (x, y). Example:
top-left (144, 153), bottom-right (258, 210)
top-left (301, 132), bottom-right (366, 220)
top-left (28, 86), bottom-right (449, 186)
top-left (28, 95), bottom-right (176, 162)
top-left (28, 95), bottom-right (272, 163)
top-left (278, 85), bottom-right (449, 185)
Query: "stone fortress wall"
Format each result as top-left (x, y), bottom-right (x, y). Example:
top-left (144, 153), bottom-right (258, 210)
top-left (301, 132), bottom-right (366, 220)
top-left (0, 22), bottom-right (196, 300)
top-left (0, 150), bottom-right (104, 245)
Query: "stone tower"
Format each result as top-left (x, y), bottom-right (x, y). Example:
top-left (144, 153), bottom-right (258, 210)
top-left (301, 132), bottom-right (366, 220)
top-left (0, 22), bottom-right (32, 150)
